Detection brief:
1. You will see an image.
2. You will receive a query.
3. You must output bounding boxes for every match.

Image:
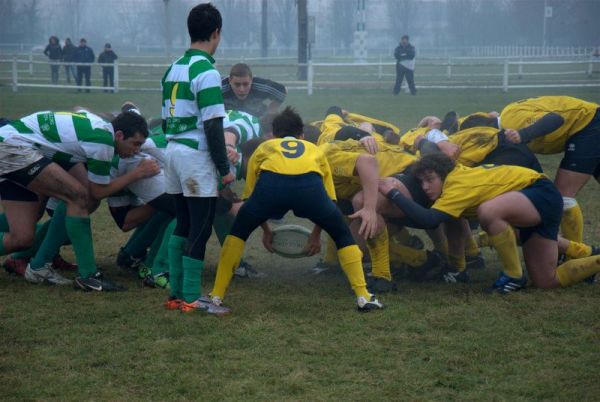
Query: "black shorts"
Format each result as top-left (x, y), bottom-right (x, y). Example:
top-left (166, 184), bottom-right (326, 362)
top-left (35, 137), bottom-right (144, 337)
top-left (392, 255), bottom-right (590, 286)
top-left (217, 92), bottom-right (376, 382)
top-left (482, 132), bottom-right (543, 173)
top-left (1, 157), bottom-right (52, 187)
top-left (518, 178), bottom-right (563, 244)
top-left (393, 171), bottom-right (432, 207)
top-left (109, 205), bottom-right (133, 230)
top-left (0, 180), bottom-right (38, 202)
top-left (241, 172), bottom-right (338, 221)
top-left (559, 108), bottom-right (600, 175)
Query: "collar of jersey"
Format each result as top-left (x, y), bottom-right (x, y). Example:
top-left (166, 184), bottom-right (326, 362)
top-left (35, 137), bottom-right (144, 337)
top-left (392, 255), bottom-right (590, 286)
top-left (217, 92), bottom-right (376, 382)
top-left (185, 49), bottom-right (215, 64)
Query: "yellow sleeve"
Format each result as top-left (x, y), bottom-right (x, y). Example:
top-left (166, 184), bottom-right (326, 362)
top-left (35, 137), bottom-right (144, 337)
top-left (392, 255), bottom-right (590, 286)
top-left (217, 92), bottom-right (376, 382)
top-left (346, 112), bottom-right (400, 135)
top-left (318, 151), bottom-right (337, 201)
top-left (241, 148), bottom-right (263, 199)
top-left (317, 113), bottom-right (346, 145)
top-left (324, 146), bottom-right (361, 178)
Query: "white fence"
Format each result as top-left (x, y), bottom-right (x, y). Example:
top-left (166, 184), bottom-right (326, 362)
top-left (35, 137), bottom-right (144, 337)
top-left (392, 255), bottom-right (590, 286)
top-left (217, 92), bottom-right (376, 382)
top-left (2, 56), bottom-right (599, 95)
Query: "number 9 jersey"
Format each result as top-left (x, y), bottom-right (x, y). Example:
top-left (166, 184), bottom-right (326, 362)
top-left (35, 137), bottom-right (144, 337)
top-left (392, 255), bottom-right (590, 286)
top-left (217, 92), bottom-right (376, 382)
top-left (242, 137), bottom-right (336, 201)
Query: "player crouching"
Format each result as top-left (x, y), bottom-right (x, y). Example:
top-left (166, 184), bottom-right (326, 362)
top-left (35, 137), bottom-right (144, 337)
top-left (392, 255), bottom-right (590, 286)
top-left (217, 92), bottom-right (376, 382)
top-left (205, 107), bottom-right (384, 313)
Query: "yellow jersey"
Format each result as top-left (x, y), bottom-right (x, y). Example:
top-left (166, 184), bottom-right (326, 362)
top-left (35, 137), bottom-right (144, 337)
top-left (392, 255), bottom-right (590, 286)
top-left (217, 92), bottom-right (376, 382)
top-left (500, 96), bottom-right (599, 154)
top-left (457, 112), bottom-right (491, 128)
top-left (399, 127), bottom-right (430, 153)
top-left (316, 113), bottom-right (386, 145)
top-left (448, 126), bottom-right (499, 167)
top-left (321, 139), bottom-right (416, 200)
top-left (346, 112), bottom-right (400, 136)
top-left (432, 164), bottom-right (546, 218)
top-left (243, 137), bottom-right (336, 201)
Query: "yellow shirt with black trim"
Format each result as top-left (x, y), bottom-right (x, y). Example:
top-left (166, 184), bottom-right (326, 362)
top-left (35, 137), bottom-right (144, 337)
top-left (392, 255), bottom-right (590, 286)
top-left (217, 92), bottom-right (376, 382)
top-left (457, 112), bottom-right (491, 127)
top-left (500, 96), bottom-right (599, 154)
top-left (399, 127), bottom-right (430, 153)
top-left (316, 113), bottom-right (387, 145)
top-left (346, 112), bottom-right (400, 136)
top-left (242, 137), bottom-right (336, 201)
top-left (320, 139), bottom-right (416, 200)
top-left (448, 126), bottom-right (499, 167)
top-left (431, 164), bottom-right (546, 219)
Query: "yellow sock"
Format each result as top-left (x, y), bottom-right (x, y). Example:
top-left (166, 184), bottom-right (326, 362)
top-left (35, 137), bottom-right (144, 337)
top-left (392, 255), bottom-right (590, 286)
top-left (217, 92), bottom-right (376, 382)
top-left (560, 199), bottom-right (583, 243)
top-left (389, 242), bottom-right (427, 267)
top-left (433, 238), bottom-right (448, 256)
top-left (565, 240), bottom-right (592, 259)
top-left (488, 227), bottom-right (523, 279)
top-left (465, 234), bottom-right (480, 257)
top-left (556, 255), bottom-right (600, 287)
top-left (211, 235), bottom-right (245, 299)
top-left (323, 235), bottom-right (339, 266)
top-left (366, 227), bottom-right (391, 280)
top-left (337, 245), bottom-right (370, 299)
top-left (448, 253), bottom-right (466, 272)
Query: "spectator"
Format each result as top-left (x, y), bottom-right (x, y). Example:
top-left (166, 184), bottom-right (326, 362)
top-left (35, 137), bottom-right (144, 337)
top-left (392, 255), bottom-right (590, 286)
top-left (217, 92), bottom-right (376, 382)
top-left (97, 43), bottom-right (118, 93)
top-left (221, 63), bottom-right (287, 118)
top-left (43, 36), bottom-right (62, 84)
top-left (62, 38), bottom-right (77, 84)
top-left (73, 38), bottom-right (94, 92)
top-left (393, 35), bottom-right (417, 96)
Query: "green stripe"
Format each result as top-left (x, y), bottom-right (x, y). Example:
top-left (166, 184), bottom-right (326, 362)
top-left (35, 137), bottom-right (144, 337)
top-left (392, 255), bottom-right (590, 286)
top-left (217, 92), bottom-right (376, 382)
top-left (162, 81), bottom-right (195, 102)
top-left (197, 86), bottom-right (224, 109)
top-left (87, 159), bottom-right (111, 177)
top-left (111, 154), bottom-right (120, 169)
top-left (160, 65), bottom-right (173, 85)
top-left (149, 134), bottom-right (167, 148)
top-left (184, 49), bottom-right (215, 63)
top-left (172, 138), bottom-right (199, 149)
top-left (37, 113), bottom-right (61, 143)
top-left (9, 120), bottom-right (34, 134)
top-left (164, 116), bottom-right (198, 134)
top-left (52, 151), bottom-right (72, 164)
top-left (175, 56), bottom-right (191, 66)
top-left (71, 115), bottom-right (114, 146)
top-left (238, 125), bottom-right (249, 143)
top-left (189, 60), bottom-right (214, 81)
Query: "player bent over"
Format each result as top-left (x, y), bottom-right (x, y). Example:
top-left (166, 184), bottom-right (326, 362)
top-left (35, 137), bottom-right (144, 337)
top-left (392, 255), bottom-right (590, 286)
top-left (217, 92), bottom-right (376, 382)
top-left (207, 107), bottom-right (384, 313)
top-left (380, 153), bottom-right (600, 293)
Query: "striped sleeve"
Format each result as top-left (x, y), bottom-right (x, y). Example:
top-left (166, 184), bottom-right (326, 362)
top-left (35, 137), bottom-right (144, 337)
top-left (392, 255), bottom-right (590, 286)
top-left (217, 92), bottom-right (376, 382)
top-left (191, 67), bottom-right (225, 123)
top-left (81, 141), bottom-right (114, 184)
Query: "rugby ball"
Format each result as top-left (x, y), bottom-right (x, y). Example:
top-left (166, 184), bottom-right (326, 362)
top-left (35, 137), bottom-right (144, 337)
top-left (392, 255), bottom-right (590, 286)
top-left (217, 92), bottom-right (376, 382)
top-left (271, 224), bottom-right (313, 258)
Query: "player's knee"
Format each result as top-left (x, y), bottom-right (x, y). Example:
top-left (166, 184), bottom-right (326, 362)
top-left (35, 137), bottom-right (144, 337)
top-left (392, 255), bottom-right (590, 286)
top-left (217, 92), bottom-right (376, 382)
top-left (11, 231), bottom-right (35, 250)
top-left (476, 204), bottom-right (495, 228)
top-left (65, 185), bottom-right (89, 211)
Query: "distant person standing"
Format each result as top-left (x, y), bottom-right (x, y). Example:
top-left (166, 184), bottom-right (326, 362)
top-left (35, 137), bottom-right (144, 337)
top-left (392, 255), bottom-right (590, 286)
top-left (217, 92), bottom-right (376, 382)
top-left (74, 38), bottom-right (94, 92)
top-left (62, 38), bottom-right (77, 84)
top-left (98, 43), bottom-right (118, 92)
top-left (221, 63), bottom-right (287, 118)
top-left (44, 36), bottom-right (62, 84)
top-left (393, 35), bottom-right (416, 96)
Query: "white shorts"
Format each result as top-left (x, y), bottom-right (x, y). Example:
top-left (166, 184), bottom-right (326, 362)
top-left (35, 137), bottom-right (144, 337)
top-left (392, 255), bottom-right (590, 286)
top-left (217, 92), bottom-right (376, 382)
top-left (165, 141), bottom-right (218, 197)
top-left (0, 139), bottom-right (45, 176)
top-left (115, 155), bottom-right (165, 203)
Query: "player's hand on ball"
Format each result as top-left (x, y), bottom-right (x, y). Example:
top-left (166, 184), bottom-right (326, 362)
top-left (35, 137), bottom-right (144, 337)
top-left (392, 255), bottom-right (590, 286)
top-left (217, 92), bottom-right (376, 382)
top-left (303, 230), bottom-right (321, 256)
top-left (221, 172), bottom-right (235, 186)
top-left (348, 207), bottom-right (378, 239)
top-left (262, 227), bottom-right (274, 253)
top-left (504, 129), bottom-right (522, 144)
top-left (359, 136), bottom-right (378, 154)
top-left (135, 159), bottom-right (161, 179)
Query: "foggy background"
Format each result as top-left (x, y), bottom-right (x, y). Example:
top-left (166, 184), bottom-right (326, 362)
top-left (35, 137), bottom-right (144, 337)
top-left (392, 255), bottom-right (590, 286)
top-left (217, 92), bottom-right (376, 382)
top-left (1, 0), bottom-right (599, 58)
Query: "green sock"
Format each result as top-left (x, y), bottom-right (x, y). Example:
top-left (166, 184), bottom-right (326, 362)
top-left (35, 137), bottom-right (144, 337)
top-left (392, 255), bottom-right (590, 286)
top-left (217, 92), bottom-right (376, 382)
top-left (124, 212), bottom-right (171, 259)
top-left (65, 216), bottom-right (97, 278)
top-left (150, 219), bottom-right (175, 275)
top-left (0, 233), bottom-right (6, 256)
top-left (168, 235), bottom-right (186, 299)
top-left (144, 216), bottom-right (172, 268)
top-left (213, 214), bottom-right (234, 246)
top-left (0, 213), bottom-right (9, 231)
top-left (30, 202), bottom-right (68, 270)
top-left (12, 221), bottom-right (51, 260)
top-left (182, 256), bottom-right (204, 303)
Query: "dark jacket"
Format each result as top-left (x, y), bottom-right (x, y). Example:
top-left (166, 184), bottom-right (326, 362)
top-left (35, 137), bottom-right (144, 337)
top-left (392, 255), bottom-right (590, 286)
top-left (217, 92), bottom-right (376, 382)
top-left (62, 44), bottom-right (76, 62)
top-left (221, 76), bottom-right (287, 117)
top-left (44, 43), bottom-right (63, 60)
top-left (98, 50), bottom-right (118, 68)
top-left (73, 45), bottom-right (95, 64)
top-left (394, 43), bottom-right (416, 62)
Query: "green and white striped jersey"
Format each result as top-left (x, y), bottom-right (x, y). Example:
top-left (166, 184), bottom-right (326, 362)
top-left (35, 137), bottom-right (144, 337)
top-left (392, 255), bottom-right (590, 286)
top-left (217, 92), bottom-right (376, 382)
top-left (161, 49), bottom-right (225, 151)
top-left (224, 109), bottom-right (260, 145)
top-left (0, 111), bottom-right (115, 184)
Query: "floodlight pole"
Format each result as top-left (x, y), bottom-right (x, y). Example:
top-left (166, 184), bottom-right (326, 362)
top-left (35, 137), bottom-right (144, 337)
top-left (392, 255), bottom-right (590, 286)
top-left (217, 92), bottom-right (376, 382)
top-left (297, 0), bottom-right (308, 80)
top-left (542, 0), bottom-right (547, 50)
top-left (261, 0), bottom-right (268, 58)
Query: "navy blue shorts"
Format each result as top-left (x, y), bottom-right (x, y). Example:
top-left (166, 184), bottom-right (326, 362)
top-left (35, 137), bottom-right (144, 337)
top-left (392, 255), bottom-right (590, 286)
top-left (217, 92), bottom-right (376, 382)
top-left (560, 108), bottom-right (600, 175)
top-left (518, 178), bottom-right (563, 243)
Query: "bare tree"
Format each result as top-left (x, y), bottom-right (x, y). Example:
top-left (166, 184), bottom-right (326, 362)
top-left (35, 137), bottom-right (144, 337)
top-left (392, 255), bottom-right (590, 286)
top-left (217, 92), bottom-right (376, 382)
top-left (387, 0), bottom-right (416, 40)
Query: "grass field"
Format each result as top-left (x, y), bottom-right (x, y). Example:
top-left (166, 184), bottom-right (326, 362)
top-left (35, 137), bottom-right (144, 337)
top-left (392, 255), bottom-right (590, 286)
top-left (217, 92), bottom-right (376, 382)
top-left (0, 85), bottom-right (599, 401)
